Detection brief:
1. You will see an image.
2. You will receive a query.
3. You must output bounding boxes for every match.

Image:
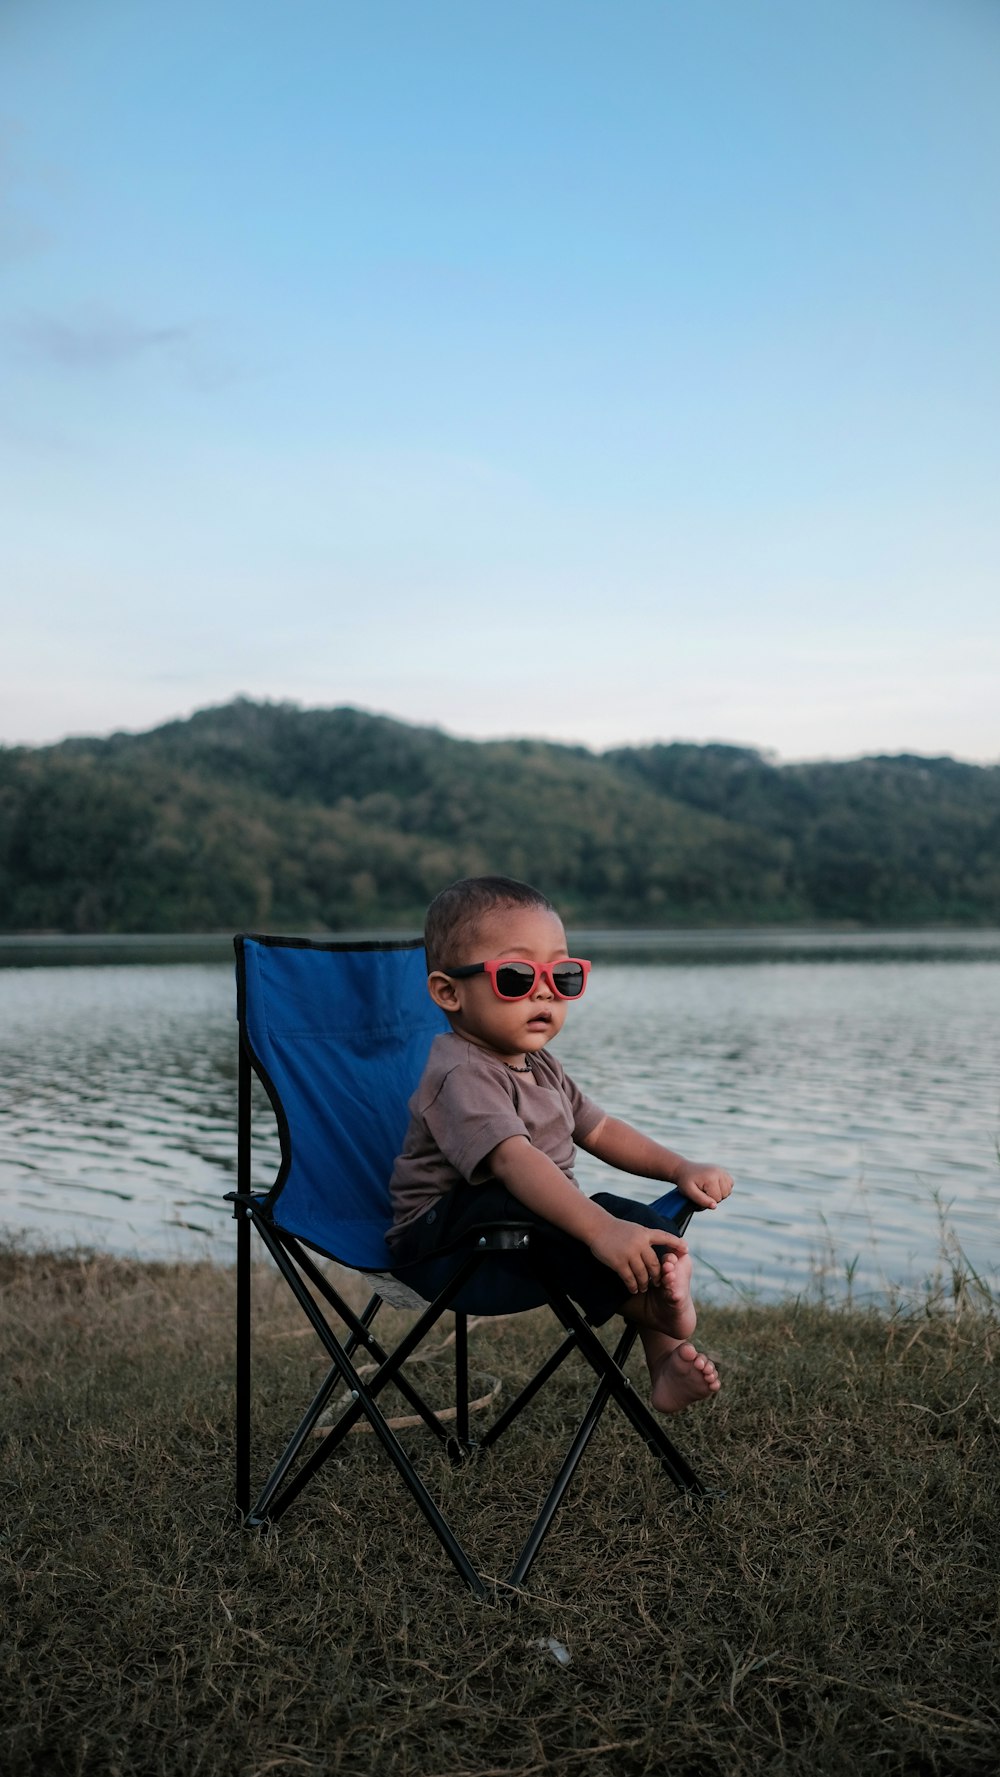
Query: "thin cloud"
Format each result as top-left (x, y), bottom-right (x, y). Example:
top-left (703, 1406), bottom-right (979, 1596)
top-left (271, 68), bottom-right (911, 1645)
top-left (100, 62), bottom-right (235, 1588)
top-left (10, 304), bottom-right (248, 390)
top-left (14, 307), bottom-right (190, 369)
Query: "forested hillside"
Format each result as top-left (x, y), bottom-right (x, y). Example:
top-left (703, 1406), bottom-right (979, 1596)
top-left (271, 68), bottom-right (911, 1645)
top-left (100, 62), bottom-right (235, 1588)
top-left (1, 700), bottom-right (997, 932)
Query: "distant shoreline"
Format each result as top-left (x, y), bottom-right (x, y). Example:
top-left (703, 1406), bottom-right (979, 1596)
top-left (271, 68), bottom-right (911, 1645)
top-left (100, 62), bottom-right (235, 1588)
top-left (3, 926), bottom-right (1000, 968)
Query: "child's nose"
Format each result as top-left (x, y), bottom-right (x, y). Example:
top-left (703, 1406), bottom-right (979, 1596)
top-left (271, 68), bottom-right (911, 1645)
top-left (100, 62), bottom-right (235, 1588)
top-left (533, 971), bottom-right (554, 999)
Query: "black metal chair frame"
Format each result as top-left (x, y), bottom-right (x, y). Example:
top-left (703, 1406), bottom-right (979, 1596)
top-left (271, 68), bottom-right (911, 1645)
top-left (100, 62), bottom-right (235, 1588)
top-left (230, 1028), bottom-right (708, 1600)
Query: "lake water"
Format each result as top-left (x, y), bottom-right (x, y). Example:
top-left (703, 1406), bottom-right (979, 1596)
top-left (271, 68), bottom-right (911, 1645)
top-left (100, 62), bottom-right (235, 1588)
top-left (1, 932), bottom-right (998, 1306)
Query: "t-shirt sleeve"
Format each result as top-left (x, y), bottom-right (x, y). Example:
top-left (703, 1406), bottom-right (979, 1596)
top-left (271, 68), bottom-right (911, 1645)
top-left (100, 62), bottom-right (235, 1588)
top-left (560, 1068), bottom-right (605, 1143)
top-left (421, 1062), bottom-right (530, 1184)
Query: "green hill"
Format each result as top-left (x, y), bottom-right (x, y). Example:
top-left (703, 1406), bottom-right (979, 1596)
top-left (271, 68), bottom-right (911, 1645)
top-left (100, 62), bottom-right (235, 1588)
top-left (0, 700), bottom-right (997, 932)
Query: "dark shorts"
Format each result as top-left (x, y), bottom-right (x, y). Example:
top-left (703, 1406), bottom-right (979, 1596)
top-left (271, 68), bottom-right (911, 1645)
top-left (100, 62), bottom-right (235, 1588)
top-left (389, 1182), bottom-right (684, 1325)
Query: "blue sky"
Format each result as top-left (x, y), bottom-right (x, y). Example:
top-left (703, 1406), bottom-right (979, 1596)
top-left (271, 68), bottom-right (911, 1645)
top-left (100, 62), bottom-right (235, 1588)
top-left (2, 0), bottom-right (998, 759)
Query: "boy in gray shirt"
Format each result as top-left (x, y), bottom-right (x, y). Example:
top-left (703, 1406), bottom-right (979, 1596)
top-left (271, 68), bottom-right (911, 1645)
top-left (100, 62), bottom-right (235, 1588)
top-left (389, 875), bottom-right (732, 1414)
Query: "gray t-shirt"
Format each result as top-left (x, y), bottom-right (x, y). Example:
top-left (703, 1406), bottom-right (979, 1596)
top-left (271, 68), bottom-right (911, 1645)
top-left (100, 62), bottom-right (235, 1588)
top-left (387, 1031), bottom-right (605, 1246)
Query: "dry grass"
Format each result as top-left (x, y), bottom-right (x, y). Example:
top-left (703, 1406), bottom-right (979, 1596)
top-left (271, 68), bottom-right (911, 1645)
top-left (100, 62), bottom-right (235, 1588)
top-left (1, 1243), bottom-right (998, 1777)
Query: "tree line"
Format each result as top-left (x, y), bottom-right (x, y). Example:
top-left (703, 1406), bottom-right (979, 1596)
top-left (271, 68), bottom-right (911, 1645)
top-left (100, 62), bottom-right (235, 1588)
top-left (1, 698), bottom-right (998, 932)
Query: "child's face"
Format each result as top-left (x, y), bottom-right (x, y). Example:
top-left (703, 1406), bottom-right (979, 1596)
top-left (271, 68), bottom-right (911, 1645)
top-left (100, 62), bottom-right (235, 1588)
top-left (428, 905), bottom-right (577, 1064)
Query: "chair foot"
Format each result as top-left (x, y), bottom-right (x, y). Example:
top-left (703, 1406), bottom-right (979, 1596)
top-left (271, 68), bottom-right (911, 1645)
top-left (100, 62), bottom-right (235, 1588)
top-left (446, 1434), bottom-right (479, 1465)
top-left (489, 1578), bottom-right (526, 1606)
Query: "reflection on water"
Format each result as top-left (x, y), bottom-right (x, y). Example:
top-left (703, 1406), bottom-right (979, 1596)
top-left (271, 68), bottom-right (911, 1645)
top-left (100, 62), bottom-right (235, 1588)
top-left (1, 934), bottom-right (998, 1304)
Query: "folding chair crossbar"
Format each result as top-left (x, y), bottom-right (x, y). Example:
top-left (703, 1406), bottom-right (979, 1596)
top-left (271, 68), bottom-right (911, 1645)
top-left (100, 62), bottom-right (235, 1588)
top-left (477, 1328), bottom-right (580, 1450)
top-left (243, 1210), bottom-right (474, 1498)
top-left (343, 1292), bottom-right (382, 1362)
top-left (240, 1236), bottom-right (452, 1530)
top-left (271, 1225), bottom-right (455, 1445)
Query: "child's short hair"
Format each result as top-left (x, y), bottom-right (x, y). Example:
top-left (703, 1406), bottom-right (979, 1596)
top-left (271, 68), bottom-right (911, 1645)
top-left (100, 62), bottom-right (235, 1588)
top-left (424, 876), bottom-right (556, 973)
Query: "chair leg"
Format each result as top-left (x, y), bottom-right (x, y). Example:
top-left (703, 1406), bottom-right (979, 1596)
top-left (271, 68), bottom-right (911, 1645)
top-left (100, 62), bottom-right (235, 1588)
top-left (546, 1288), bottom-right (706, 1495)
top-left (247, 1362), bottom-right (350, 1524)
top-left (235, 1204), bottom-right (252, 1517)
top-left (454, 1313), bottom-right (470, 1451)
top-left (233, 1043), bottom-right (255, 1518)
top-left (499, 1278), bottom-right (706, 1586)
top-left (507, 1327), bottom-right (639, 1589)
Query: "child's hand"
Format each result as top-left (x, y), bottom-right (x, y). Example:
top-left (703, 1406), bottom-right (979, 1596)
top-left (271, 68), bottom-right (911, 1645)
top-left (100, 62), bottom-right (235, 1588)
top-left (675, 1161), bottom-right (734, 1209)
top-left (588, 1217), bottom-right (687, 1294)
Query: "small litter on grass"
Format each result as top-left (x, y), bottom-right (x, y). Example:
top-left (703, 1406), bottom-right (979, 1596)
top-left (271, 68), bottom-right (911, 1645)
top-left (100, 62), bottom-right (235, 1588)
top-left (533, 1635), bottom-right (572, 1667)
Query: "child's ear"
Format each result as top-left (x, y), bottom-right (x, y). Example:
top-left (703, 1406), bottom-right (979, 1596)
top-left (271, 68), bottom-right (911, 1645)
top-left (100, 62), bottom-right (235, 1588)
top-left (427, 971), bottom-right (461, 1012)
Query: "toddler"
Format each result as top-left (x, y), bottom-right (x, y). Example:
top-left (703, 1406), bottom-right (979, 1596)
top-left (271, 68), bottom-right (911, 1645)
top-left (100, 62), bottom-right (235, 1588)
top-left (388, 875), bottom-right (732, 1413)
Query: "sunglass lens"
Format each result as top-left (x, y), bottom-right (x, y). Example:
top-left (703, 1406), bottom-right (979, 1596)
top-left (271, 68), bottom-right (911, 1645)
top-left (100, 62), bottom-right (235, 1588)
top-left (495, 963), bottom-right (537, 998)
top-left (551, 963), bottom-right (586, 997)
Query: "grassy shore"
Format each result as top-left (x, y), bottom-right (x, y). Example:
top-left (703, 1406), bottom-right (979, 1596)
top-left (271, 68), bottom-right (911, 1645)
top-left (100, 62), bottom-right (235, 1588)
top-left (2, 1245), bottom-right (998, 1777)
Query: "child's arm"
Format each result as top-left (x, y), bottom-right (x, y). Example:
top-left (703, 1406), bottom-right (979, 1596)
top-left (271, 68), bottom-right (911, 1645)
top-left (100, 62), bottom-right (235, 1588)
top-left (579, 1116), bottom-right (734, 1210)
top-left (487, 1134), bottom-right (687, 1296)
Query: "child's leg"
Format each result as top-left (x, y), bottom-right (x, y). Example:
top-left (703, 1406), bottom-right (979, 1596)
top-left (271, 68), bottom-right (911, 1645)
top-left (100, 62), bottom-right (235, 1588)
top-left (394, 1185), bottom-right (719, 1409)
top-left (646, 1248), bottom-right (697, 1339)
top-left (622, 1258), bottom-right (721, 1413)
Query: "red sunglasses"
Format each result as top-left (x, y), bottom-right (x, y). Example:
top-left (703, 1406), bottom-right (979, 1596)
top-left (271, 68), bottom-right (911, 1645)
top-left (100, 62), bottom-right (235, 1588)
top-left (442, 958), bottom-right (592, 1001)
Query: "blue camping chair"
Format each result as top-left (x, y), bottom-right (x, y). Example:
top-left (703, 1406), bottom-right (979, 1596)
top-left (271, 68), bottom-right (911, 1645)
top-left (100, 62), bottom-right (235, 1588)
top-left (230, 934), bottom-right (708, 1597)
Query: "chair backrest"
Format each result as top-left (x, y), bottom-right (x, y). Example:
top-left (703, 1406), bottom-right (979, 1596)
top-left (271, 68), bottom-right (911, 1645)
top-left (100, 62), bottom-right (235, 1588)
top-left (236, 936), bottom-right (449, 1270)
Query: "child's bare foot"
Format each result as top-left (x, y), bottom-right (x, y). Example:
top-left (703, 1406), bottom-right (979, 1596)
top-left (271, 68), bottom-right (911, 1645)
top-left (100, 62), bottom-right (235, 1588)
top-left (649, 1340), bottom-right (721, 1414)
top-left (654, 1251), bottom-right (697, 1340)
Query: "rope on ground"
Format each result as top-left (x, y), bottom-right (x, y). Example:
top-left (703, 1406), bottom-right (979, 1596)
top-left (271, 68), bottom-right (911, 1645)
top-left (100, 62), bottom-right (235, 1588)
top-left (310, 1313), bottom-right (510, 1435)
top-left (313, 1371), bottom-right (503, 1436)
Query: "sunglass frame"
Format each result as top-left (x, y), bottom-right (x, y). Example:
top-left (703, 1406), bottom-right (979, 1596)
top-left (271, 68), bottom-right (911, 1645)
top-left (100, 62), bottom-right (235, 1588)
top-left (441, 958), bottom-right (592, 1001)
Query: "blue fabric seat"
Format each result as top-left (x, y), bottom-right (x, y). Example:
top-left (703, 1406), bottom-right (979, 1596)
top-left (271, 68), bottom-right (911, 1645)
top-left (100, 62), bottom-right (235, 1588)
top-left (238, 936), bottom-right (448, 1269)
top-left (230, 934), bottom-right (709, 1597)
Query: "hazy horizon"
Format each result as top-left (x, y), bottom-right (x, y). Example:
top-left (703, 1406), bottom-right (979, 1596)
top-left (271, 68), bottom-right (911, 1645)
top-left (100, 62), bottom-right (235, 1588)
top-left (6, 692), bottom-right (998, 770)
